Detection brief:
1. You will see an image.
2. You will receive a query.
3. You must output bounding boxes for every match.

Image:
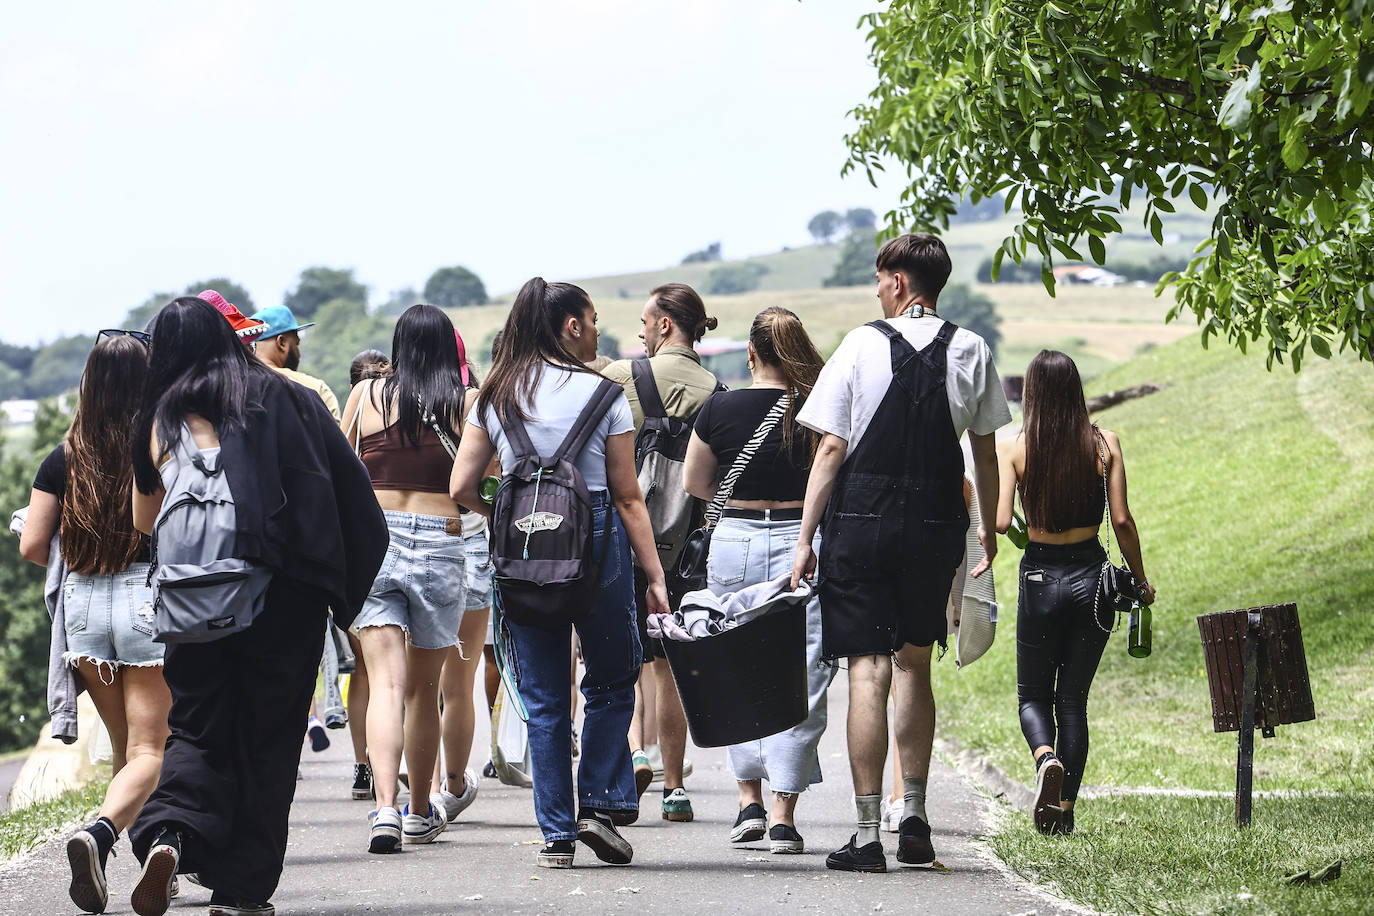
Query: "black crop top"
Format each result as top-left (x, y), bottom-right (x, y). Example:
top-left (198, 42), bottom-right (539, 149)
top-left (693, 389), bottom-right (812, 502)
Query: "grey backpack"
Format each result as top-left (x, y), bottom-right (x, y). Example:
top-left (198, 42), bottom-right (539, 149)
top-left (148, 424), bottom-right (272, 643)
top-left (630, 359), bottom-right (722, 575)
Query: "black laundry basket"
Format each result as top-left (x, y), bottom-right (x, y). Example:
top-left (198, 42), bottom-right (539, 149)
top-left (661, 604), bottom-right (809, 748)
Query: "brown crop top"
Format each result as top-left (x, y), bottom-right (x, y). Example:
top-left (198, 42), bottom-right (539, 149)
top-left (359, 425), bottom-right (453, 494)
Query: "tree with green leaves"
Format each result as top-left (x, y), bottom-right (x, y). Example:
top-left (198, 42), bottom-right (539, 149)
top-left (706, 262), bottom-right (770, 295)
top-left (845, 0), bottom-right (1374, 370)
top-left (297, 298), bottom-right (395, 398)
top-left (824, 230), bottom-right (880, 287)
top-left (284, 267), bottom-right (368, 319)
top-left (423, 266), bottom-right (488, 309)
top-left (807, 210), bottom-right (843, 244)
top-left (121, 278), bottom-right (255, 330)
top-left (845, 207), bottom-right (878, 231)
top-left (27, 336), bottom-right (92, 398)
top-left (940, 285), bottom-right (1003, 357)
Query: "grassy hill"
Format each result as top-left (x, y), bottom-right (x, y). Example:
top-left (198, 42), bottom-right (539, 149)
top-left (936, 335), bottom-right (1374, 914)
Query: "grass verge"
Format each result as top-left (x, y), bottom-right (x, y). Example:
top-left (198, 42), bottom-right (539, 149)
top-left (987, 793), bottom-right (1374, 916)
top-left (0, 777), bottom-right (107, 862)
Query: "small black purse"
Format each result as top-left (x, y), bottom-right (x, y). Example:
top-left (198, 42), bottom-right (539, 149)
top-left (1094, 433), bottom-right (1141, 622)
top-left (676, 394), bottom-right (791, 590)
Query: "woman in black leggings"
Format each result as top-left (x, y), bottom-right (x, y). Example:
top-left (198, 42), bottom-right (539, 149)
top-left (995, 350), bottom-right (1155, 835)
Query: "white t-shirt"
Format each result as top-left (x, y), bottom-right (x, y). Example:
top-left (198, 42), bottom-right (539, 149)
top-left (468, 365), bottom-right (634, 493)
top-left (797, 314), bottom-right (1012, 451)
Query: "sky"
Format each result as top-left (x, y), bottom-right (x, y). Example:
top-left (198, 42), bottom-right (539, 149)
top-left (0, 0), bottom-right (902, 346)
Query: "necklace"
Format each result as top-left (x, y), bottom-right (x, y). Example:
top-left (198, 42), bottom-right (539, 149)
top-left (900, 303), bottom-right (937, 319)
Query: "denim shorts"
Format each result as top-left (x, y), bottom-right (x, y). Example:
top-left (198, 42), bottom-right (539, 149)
top-left (63, 563), bottom-right (165, 672)
top-left (463, 528), bottom-right (494, 613)
top-left (354, 511), bottom-right (467, 650)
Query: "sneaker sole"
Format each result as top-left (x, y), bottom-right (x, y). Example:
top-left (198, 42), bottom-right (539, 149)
top-left (663, 809), bottom-right (694, 823)
top-left (308, 727), bottom-right (329, 753)
top-left (368, 826), bottom-right (402, 854)
top-left (537, 852), bottom-right (575, 868)
top-left (1033, 760), bottom-right (1065, 834)
top-left (729, 819), bottom-right (767, 843)
top-left (130, 845), bottom-right (177, 916)
top-left (825, 854), bottom-right (886, 873)
top-left (576, 819), bottom-right (633, 865)
top-left (634, 765), bottom-right (653, 800)
top-left (66, 832), bottom-right (107, 914)
top-left (208, 905), bottom-right (276, 916)
top-left (351, 787), bottom-right (373, 800)
top-left (770, 839), bottom-right (804, 854)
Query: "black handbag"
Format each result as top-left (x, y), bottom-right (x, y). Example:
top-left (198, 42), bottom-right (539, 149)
top-left (1093, 433), bottom-right (1141, 623)
top-left (676, 393), bottom-right (791, 589)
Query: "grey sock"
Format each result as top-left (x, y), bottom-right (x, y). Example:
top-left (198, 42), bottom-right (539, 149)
top-left (902, 776), bottom-right (928, 823)
top-left (855, 794), bottom-right (882, 845)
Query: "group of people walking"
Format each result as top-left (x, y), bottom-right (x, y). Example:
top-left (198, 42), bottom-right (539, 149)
top-left (16, 233), bottom-right (1154, 915)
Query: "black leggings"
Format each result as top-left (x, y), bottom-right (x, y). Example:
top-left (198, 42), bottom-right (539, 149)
top-left (1016, 538), bottom-right (1111, 802)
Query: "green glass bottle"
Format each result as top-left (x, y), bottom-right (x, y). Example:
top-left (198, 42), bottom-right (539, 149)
top-left (479, 475), bottom-right (501, 505)
top-left (1128, 606), bottom-right (1152, 658)
top-left (1007, 510), bottom-right (1030, 550)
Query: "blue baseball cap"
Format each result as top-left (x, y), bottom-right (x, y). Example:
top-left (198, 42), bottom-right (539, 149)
top-left (251, 305), bottom-right (315, 341)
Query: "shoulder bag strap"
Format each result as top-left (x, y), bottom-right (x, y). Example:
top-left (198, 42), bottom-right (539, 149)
top-left (630, 358), bottom-right (669, 419)
top-left (703, 392), bottom-right (791, 528)
top-left (344, 381), bottom-right (368, 456)
top-left (554, 378), bottom-right (622, 463)
top-left (419, 396), bottom-right (459, 460)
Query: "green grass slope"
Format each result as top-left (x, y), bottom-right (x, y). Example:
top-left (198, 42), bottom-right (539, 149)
top-left (937, 334), bottom-right (1374, 793)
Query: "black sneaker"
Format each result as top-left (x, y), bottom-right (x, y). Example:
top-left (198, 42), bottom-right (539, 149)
top-left (208, 891), bottom-right (275, 915)
top-left (66, 828), bottom-right (109, 914)
top-left (351, 763), bottom-right (373, 801)
top-left (482, 760), bottom-right (498, 779)
top-left (769, 823), bottom-right (804, 854)
top-left (825, 834), bottom-right (886, 873)
top-left (575, 809), bottom-right (633, 865)
top-left (537, 839), bottom-right (575, 869)
top-left (730, 803), bottom-right (768, 843)
top-left (1033, 755), bottom-right (1065, 835)
top-left (895, 816), bottom-right (935, 866)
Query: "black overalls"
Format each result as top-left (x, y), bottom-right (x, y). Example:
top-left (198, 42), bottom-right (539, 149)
top-left (818, 319), bottom-right (969, 661)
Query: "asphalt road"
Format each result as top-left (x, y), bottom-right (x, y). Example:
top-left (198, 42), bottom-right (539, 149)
top-left (0, 676), bottom-right (1076, 915)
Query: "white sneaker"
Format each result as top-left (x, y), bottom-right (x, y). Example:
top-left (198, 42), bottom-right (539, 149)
top-left (435, 769), bottom-right (478, 822)
top-left (368, 807), bottom-right (402, 854)
top-left (402, 801), bottom-right (446, 845)
top-left (880, 797), bottom-right (901, 833)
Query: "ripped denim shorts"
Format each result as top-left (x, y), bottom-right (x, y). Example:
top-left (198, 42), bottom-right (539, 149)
top-left (63, 563), bottom-right (165, 674)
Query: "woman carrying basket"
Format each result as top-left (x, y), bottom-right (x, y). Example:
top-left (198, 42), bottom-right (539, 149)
top-left (682, 307), bottom-right (834, 854)
top-left (995, 349), bottom-right (1156, 836)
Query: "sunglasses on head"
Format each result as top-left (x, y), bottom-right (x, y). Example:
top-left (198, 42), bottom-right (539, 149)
top-left (97, 328), bottom-right (152, 346)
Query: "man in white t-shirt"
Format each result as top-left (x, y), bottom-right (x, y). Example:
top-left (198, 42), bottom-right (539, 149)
top-left (790, 234), bottom-right (1011, 873)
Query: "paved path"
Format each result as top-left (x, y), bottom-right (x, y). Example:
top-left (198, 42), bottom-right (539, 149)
top-left (0, 677), bottom-right (1075, 915)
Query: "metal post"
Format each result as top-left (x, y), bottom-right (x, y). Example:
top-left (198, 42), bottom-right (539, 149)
top-left (1235, 610), bottom-right (1262, 827)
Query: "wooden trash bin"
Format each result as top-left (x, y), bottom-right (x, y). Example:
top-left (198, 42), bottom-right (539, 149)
top-left (1197, 603), bottom-right (1316, 826)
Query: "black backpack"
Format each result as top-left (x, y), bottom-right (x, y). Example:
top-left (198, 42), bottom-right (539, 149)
top-left (491, 378), bottom-right (622, 627)
top-left (630, 359), bottom-right (723, 574)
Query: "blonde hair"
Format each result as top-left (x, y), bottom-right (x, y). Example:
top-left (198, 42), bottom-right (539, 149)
top-left (749, 307), bottom-right (823, 453)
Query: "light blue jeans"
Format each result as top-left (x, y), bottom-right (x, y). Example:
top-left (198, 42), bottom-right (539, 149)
top-left (706, 514), bottom-right (834, 794)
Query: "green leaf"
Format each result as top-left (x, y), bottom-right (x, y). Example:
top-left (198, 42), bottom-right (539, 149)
top-left (1309, 334), bottom-right (1331, 359)
top-left (991, 246), bottom-right (1006, 281)
top-left (1041, 262), bottom-right (1057, 297)
top-left (1219, 72), bottom-right (1254, 129)
top-left (1189, 183), bottom-right (1209, 210)
top-left (1313, 191), bottom-right (1336, 228)
top-left (1149, 213), bottom-right (1164, 244)
top-left (1281, 125), bottom-right (1310, 170)
top-left (1260, 233), bottom-right (1278, 271)
top-left (1089, 234), bottom-right (1106, 265)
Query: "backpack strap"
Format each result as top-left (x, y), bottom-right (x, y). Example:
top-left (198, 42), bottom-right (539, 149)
top-left (501, 406), bottom-right (540, 463)
top-left (554, 379), bottom-right (622, 464)
top-left (630, 359), bottom-right (668, 420)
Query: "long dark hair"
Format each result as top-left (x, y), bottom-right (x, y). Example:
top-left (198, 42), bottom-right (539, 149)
top-left (749, 307), bottom-right (823, 455)
top-left (1020, 349), bottom-right (1100, 532)
top-left (650, 282), bottom-right (717, 343)
top-left (61, 335), bottom-right (149, 573)
top-left (381, 304), bottom-right (465, 446)
top-left (132, 297), bottom-right (287, 494)
top-left (479, 278), bottom-right (599, 425)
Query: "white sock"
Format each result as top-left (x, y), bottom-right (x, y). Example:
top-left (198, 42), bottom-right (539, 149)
top-left (855, 794), bottom-right (882, 845)
top-left (902, 776), bottom-right (928, 823)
